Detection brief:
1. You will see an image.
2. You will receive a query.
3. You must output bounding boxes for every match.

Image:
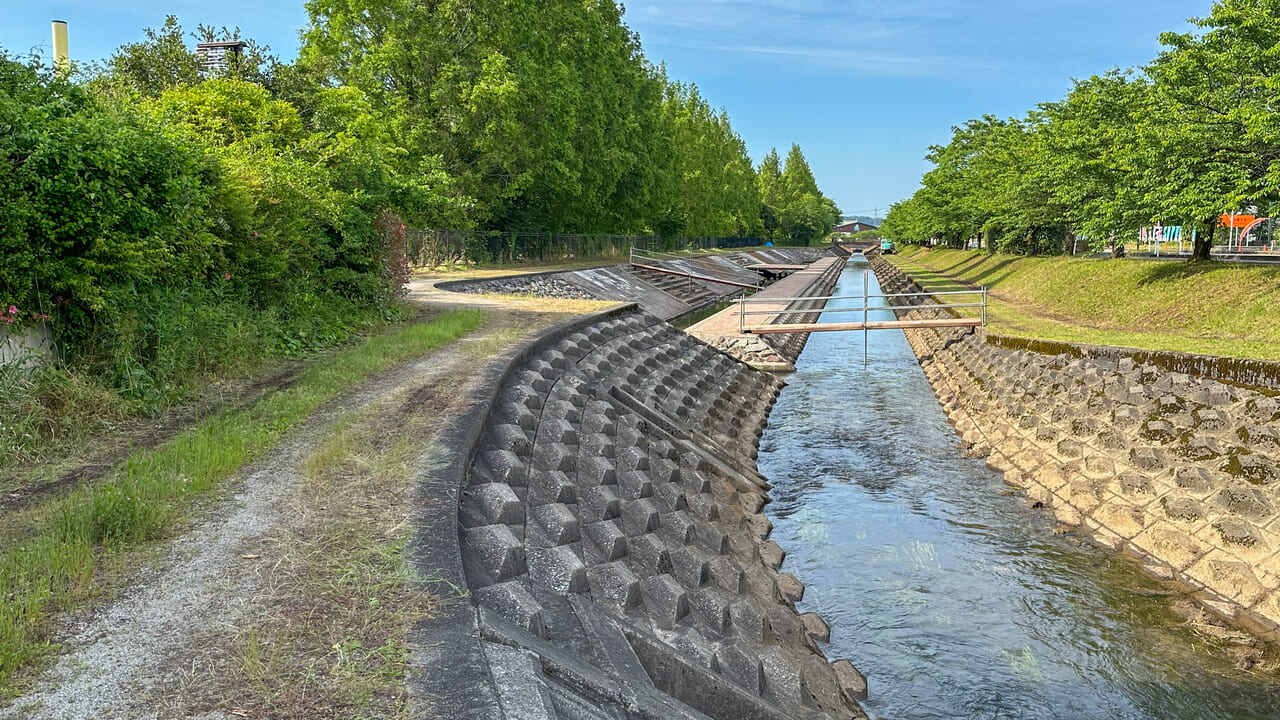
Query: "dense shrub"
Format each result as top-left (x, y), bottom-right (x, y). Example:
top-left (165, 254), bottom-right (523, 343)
top-left (0, 54), bottom-right (414, 427)
top-left (0, 57), bottom-right (222, 327)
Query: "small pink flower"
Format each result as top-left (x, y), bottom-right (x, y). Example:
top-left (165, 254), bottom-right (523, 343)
top-left (55, 296), bottom-right (63, 303)
top-left (224, 273), bottom-right (232, 280)
top-left (252, 231), bottom-right (259, 237)
top-left (6, 306), bottom-right (15, 315)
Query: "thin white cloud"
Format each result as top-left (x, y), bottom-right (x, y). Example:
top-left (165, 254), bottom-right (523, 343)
top-left (654, 40), bottom-right (997, 77)
top-left (624, 0), bottom-right (994, 78)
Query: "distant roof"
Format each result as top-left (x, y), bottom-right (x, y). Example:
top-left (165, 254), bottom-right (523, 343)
top-left (834, 220), bottom-right (879, 233)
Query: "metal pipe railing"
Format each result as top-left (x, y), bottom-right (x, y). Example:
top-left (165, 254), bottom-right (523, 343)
top-left (736, 288), bottom-right (982, 304)
top-left (734, 270), bottom-right (988, 333)
top-left (736, 302), bottom-right (988, 317)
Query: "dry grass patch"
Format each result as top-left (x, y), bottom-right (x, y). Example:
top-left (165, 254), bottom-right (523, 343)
top-left (181, 385), bottom-right (451, 719)
top-left (475, 292), bottom-right (616, 315)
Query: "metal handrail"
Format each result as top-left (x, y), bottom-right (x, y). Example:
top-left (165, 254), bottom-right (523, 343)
top-left (736, 302), bottom-right (987, 317)
top-left (735, 271), bottom-right (987, 335)
top-left (736, 289), bottom-right (982, 304)
top-left (631, 247), bottom-right (695, 260)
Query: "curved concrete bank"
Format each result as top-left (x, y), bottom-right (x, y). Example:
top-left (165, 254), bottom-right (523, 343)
top-left (868, 253), bottom-right (1280, 643)
top-left (409, 304), bottom-right (868, 719)
top-left (687, 257), bottom-right (846, 371)
top-left (438, 248), bottom-right (830, 321)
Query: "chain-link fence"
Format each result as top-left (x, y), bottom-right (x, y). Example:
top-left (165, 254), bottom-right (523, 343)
top-left (404, 230), bottom-right (808, 267)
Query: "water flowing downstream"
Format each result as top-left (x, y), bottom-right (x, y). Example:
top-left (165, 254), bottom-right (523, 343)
top-left (757, 258), bottom-right (1280, 720)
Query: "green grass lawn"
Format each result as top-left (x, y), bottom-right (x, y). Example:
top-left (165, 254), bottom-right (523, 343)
top-left (888, 247), bottom-right (1280, 361)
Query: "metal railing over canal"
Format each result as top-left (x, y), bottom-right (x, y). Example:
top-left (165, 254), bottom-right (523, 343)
top-left (736, 271), bottom-right (987, 335)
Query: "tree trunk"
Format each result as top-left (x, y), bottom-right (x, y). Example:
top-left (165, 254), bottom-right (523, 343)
top-left (1191, 218), bottom-right (1216, 261)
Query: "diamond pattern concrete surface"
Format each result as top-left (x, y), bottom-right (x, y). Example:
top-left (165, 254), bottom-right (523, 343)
top-left (458, 308), bottom-right (868, 719)
top-left (869, 252), bottom-right (1280, 644)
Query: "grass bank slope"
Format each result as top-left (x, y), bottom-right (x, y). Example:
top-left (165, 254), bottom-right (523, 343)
top-left (889, 247), bottom-right (1280, 361)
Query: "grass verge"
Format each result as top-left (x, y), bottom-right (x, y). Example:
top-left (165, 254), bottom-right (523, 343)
top-left (889, 247), bottom-right (1280, 360)
top-left (176, 319), bottom-right (514, 718)
top-left (0, 308), bottom-right (486, 698)
top-left (187, 400), bottom-right (434, 718)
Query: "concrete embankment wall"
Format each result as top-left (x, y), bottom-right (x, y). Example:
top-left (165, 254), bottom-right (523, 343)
top-left (410, 303), bottom-right (869, 720)
top-left (688, 257), bottom-right (846, 371)
top-left (867, 253), bottom-right (1280, 642)
top-left (439, 247), bottom-right (830, 321)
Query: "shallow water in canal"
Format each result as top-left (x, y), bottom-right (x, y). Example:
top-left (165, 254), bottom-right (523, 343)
top-left (757, 258), bottom-right (1280, 720)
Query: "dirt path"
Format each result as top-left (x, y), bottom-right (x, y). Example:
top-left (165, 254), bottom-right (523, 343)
top-left (0, 306), bottom-right (565, 720)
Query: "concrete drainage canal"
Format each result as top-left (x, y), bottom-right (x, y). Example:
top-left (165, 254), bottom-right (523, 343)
top-left (759, 256), bottom-right (1280, 719)
top-left (421, 253), bottom-right (1280, 719)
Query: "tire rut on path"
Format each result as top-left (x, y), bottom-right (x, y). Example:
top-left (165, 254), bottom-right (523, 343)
top-left (0, 318), bottom-right (550, 720)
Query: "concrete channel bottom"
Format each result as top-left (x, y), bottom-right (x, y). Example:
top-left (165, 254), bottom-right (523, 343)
top-left (868, 252), bottom-right (1280, 646)
top-left (685, 257), bottom-right (846, 371)
top-left (412, 255), bottom-right (870, 719)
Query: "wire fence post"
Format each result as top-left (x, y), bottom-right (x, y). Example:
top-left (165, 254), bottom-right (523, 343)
top-left (738, 294), bottom-right (745, 333)
top-left (982, 286), bottom-right (988, 326)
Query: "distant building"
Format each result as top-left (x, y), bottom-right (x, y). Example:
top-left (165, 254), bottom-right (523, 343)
top-left (833, 220), bottom-right (879, 235)
top-left (196, 41), bottom-right (247, 74)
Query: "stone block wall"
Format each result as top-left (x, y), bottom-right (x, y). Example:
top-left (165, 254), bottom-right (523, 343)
top-left (417, 305), bottom-right (868, 719)
top-left (869, 254), bottom-right (1280, 643)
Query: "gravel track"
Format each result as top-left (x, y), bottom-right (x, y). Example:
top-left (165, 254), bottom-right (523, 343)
top-left (0, 320), bottom-right (541, 720)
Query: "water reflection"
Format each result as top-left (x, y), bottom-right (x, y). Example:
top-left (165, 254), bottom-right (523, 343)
top-left (757, 259), bottom-right (1280, 720)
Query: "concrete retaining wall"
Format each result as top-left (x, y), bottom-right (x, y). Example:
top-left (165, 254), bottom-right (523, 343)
top-left (687, 257), bottom-right (846, 371)
top-left (868, 254), bottom-right (1280, 643)
top-left (409, 304), bottom-right (868, 720)
top-left (985, 334), bottom-right (1280, 393)
top-left (439, 248), bottom-right (830, 321)
top-left (0, 324), bottom-right (54, 369)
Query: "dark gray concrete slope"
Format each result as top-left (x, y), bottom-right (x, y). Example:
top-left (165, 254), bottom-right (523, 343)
top-left (439, 248), bottom-right (831, 322)
top-left (409, 305), bottom-right (867, 720)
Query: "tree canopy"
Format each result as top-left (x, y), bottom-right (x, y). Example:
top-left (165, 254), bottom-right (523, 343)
top-left (0, 4), bottom-right (841, 388)
top-left (882, 0), bottom-right (1280, 260)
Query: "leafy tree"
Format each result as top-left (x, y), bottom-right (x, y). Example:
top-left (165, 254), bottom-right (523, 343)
top-left (887, 0), bottom-right (1280, 262)
top-left (96, 16), bottom-right (280, 99)
top-left (1036, 72), bottom-right (1151, 252)
top-left (1142, 0), bottom-right (1280, 259)
top-left (145, 78), bottom-right (457, 302)
top-left (757, 148), bottom-right (784, 239)
top-left (299, 0), bottom-right (817, 238)
top-left (773, 144), bottom-right (840, 242)
top-left (663, 81), bottom-right (762, 236)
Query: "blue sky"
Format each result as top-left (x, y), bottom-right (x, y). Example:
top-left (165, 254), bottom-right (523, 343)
top-left (4, 0), bottom-right (1208, 218)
